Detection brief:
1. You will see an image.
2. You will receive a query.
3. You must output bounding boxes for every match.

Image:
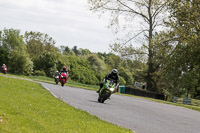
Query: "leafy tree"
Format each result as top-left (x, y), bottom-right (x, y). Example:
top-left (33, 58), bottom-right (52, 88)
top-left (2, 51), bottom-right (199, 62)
top-left (0, 28), bottom-right (33, 75)
top-left (79, 48), bottom-right (91, 56)
top-left (72, 46), bottom-right (80, 56)
top-left (164, 0), bottom-right (200, 98)
top-left (24, 31), bottom-right (58, 61)
top-left (87, 54), bottom-right (106, 73)
top-left (60, 45), bottom-right (71, 55)
top-left (88, 0), bottom-right (171, 92)
top-left (35, 52), bottom-right (57, 77)
top-left (119, 76), bottom-right (126, 85)
top-left (24, 31), bottom-right (60, 75)
top-left (118, 67), bottom-right (134, 85)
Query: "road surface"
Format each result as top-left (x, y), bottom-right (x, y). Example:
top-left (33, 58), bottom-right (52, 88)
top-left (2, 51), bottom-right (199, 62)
top-left (41, 82), bottom-right (200, 133)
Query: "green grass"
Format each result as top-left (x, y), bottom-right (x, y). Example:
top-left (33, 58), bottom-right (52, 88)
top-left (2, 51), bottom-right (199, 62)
top-left (0, 76), bottom-right (132, 133)
top-left (2, 73), bottom-right (99, 91)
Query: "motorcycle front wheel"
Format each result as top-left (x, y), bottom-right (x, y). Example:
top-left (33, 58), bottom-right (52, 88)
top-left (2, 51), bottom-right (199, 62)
top-left (61, 79), bottom-right (65, 87)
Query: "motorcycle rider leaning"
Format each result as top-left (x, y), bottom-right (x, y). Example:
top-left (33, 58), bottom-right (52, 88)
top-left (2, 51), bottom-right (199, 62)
top-left (97, 69), bottom-right (120, 93)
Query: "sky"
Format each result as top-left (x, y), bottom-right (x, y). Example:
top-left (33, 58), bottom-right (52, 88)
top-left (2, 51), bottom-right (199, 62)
top-left (0, 0), bottom-right (124, 53)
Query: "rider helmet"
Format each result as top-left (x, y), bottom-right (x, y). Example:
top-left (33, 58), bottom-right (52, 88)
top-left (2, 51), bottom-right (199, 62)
top-left (63, 66), bottom-right (66, 71)
top-left (112, 69), bottom-right (118, 74)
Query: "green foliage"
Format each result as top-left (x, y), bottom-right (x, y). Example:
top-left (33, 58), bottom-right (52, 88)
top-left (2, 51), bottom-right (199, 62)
top-left (24, 31), bottom-right (59, 76)
top-left (33, 70), bottom-right (46, 76)
top-left (0, 28), bottom-right (33, 75)
top-left (118, 67), bottom-right (134, 85)
top-left (80, 48), bottom-right (91, 56)
top-left (119, 76), bottom-right (126, 85)
top-left (0, 46), bottom-right (10, 66)
top-left (64, 55), bottom-right (99, 85)
top-left (87, 54), bottom-right (106, 73)
top-left (35, 52), bottom-right (57, 77)
top-left (161, 0), bottom-right (200, 98)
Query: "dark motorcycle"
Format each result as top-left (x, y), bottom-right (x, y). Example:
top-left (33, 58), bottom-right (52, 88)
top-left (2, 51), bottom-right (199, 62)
top-left (55, 75), bottom-right (59, 84)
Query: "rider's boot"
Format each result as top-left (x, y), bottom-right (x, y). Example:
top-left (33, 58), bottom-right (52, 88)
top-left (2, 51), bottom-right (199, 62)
top-left (96, 88), bottom-right (101, 93)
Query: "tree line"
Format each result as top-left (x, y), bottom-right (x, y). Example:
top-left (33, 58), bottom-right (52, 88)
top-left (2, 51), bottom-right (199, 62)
top-left (0, 29), bottom-right (145, 86)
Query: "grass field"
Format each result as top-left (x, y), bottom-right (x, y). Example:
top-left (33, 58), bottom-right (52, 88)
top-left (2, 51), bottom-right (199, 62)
top-left (0, 76), bottom-right (132, 133)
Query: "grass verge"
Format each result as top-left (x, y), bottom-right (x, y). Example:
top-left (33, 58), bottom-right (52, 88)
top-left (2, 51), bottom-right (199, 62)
top-left (0, 76), bottom-right (132, 133)
top-left (2, 73), bottom-right (99, 91)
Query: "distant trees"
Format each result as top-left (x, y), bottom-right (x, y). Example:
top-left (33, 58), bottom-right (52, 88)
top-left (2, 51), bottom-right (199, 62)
top-left (24, 31), bottom-right (60, 76)
top-left (0, 28), bottom-right (33, 75)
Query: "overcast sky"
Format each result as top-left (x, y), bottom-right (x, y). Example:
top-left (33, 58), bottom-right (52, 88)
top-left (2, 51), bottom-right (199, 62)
top-left (0, 0), bottom-right (125, 53)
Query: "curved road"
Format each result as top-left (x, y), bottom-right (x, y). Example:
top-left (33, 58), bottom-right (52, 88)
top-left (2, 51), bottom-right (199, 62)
top-left (41, 82), bottom-right (200, 133)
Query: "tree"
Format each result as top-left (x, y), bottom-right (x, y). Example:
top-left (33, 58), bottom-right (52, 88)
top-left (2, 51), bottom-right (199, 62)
top-left (87, 54), bottom-right (106, 73)
top-left (35, 52), bottom-right (57, 77)
top-left (79, 48), bottom-right (91, 56)
top-left (72, 46), bottom-right (80, 56)
top-left (24, 31), bottom-right (58, 60)
top-left (118, 67), bottom-right (134, 85)
top-left (164, 0), bottom-right (200, 98)
top-left (24, 31), bottom-right (59, 74)
top-left (88, 0), bottom-right (170, 92)
top-left (0, 28), bottom-right (33, 75)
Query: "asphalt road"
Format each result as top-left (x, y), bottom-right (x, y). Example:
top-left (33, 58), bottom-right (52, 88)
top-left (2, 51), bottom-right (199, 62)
top-left (41, 82), bottom-right (200, 133)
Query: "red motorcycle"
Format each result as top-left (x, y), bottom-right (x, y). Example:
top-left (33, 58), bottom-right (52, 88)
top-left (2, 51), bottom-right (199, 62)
top-left (60, 72), bottom-right (67, 86)
top-left (2, 67), bottom-right (7, 74)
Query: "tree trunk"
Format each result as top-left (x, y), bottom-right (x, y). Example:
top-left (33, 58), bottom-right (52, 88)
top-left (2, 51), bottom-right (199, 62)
top-left (146, 0), bottom-right (157, 92)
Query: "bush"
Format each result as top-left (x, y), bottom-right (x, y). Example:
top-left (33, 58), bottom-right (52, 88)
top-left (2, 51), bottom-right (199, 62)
top-left (33, 70), bottom-right (46, 76)
top-left (119, 76), bottom-right (126, 85)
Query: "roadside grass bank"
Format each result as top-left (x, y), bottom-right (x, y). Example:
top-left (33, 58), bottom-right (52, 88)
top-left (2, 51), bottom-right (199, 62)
top-left (0, 76), bottom-right (132, 133)
top-left (2, 73), bottom-right (99, 91)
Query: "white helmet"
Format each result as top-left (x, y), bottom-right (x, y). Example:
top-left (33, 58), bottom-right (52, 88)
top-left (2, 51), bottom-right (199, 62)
top-left (112, 69), bottom-right (118, 74)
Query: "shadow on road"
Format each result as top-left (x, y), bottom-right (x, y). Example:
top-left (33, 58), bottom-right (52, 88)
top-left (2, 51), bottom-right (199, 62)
top-left (88, 100), bottom-right (111, 105)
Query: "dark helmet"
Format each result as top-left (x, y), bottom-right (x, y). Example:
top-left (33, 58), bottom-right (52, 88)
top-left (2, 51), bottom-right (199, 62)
top-left (111, 69), bottom-right (118, 75)
top-left (63, 66), bottom-right (66, 71)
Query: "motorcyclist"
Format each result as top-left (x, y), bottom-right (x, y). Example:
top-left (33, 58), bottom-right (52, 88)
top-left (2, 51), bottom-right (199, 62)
top-left (2, 64), bottom-right (7, 71)
top-left (60, 66), bottom-right (69, 79)
top-left (54, 70), bottom-right (60, 82)
top-left (96, 69), bottom-right (120, 93)
top-left (2, 64), bottom-right (7, 69)
top-left (61, 66), bottom-right (68, 74)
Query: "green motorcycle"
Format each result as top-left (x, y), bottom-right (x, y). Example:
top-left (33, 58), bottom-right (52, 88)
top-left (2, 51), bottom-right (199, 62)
top-left (98, 80), bottom-right (116, 103)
